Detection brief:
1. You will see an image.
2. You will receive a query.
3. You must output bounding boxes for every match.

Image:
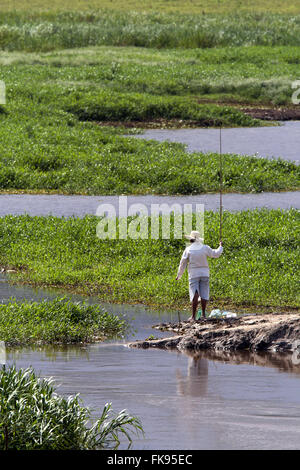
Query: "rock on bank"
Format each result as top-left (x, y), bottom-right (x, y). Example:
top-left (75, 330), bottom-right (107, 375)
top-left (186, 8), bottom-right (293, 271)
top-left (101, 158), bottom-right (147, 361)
top-left (128, 314), bottom-right (300, 353)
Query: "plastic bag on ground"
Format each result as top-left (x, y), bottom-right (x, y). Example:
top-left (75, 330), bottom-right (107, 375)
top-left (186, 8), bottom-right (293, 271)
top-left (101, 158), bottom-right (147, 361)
top-left (209, 309), bottom-right (237, 318)
top-left (209, 309), bottom-right (222, 317)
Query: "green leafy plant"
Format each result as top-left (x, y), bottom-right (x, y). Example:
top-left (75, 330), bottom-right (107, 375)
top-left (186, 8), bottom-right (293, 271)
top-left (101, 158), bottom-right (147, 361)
top-left (0, 365), bottom-right (143, 450)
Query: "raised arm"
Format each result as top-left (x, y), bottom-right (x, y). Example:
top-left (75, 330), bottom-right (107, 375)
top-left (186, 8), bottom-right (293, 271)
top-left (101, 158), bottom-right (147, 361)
top-left (205, 242), bottom-right (223, 258)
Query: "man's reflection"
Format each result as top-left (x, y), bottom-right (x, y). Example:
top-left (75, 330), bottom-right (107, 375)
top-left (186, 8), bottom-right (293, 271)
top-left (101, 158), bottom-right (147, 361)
top-left (176, 351), bottom-right (209, 397)
top-left (176, 349), bottom-right (300, 399)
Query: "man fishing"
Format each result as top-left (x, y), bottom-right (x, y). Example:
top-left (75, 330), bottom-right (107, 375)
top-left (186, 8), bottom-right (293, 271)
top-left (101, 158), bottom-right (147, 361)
top-left (176, 231), bottom-right (223, 321)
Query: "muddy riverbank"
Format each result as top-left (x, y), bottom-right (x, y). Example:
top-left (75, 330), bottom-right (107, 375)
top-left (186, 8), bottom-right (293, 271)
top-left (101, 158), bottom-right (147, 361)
top-left (241, 106), bottom-right (300, 121)
top-left (95, 107), bottom-right (300, 129)
top-left (129, 314), bottom-right (300, 353)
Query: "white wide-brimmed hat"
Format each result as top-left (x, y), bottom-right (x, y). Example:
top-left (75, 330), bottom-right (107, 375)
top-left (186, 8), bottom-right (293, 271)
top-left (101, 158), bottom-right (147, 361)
top-left (184, 230), bottom-right (204, 242)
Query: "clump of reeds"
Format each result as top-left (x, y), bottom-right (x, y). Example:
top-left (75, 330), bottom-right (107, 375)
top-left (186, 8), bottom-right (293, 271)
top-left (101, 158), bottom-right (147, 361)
top-left (0, 365), bottom-right (143, 449)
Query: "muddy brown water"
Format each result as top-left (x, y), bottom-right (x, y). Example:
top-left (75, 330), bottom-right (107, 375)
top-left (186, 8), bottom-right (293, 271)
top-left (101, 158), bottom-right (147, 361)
top-left (2, 274), bottom-right (300, 450)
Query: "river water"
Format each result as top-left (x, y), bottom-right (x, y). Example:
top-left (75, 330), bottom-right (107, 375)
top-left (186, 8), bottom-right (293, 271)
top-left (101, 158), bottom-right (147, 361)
top-left (1, 121), bottom-right (299, 217)
top-left (133, 121), bottom-right (300, 164)
top-left (1, 122), bottom-right (300, 450)
top-left (0, 191), bottom-right (299, 217)
top-left (2, 274), bottom-right (300, 450)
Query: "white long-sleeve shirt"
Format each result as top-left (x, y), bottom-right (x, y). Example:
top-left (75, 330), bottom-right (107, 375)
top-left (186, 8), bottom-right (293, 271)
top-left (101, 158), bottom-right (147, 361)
top-left (177, 242), bottom-right (223, 280)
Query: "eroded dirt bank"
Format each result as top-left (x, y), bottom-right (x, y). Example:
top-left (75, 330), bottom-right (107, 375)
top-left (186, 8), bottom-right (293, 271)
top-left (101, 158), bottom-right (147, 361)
top-left (128, 314), bottom-right (300, 353)
top-left (94, 106), bottom-right (300, 129)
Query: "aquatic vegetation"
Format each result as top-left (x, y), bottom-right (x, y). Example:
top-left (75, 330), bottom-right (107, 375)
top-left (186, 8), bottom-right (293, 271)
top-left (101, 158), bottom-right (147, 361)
top-left (0, 45), bottom-right (299, 195)
top-left (2, 45), bottom-right (299, 104)
top-left (0, 127), bottom-right (297, 194)
top-left (0, 73), bottom-right (298, 194)
top-left (0, 297), bottom-right (128, 346)
top-left (65, 88), bottom-right (259, 126)
top-left (0, 210), bottom-right (298, 309)
top-left (1, 11), bottom-right (300, 51)
top-left (0, 365), bottom-right (143, 449)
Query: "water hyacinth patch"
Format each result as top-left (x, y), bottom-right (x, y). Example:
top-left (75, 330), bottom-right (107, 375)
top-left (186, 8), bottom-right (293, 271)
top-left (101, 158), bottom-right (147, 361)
top-left (0, 210), bottom-right (298, 310)
top-left (0, 297), bottom-right (129, 346)
top-left (0, 83), bottom-right (298, 194)
top-left (65, 88), bottom-right (260, 126)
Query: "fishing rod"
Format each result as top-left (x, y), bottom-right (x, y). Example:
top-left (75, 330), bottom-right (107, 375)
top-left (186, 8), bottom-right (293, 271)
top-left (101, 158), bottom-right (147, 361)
top-left (219, 126), bottom-right (223, 242)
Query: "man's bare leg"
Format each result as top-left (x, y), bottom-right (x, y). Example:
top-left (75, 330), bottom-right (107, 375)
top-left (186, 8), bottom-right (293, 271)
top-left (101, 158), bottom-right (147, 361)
top-left (188, 291), bottom-right (199, 321)
top-left (201, 298), bottom-right (208, 318)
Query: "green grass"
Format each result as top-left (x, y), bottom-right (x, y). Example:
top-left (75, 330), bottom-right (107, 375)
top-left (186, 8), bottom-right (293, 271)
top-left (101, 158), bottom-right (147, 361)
top-left (0, 210), bottom-right (299, 310)
top-left (0, 113), bottom-right (297, 194)
top-left (1, 0), bottom-right (300, 14)
top-left (0, 60), bottom-right (299, 195)
top-left (2, 45), bottom-right (300, 104)
top-left (0, 366), bottom-right (143, 449)
top-left (1, 11), bottom-right (300, 51)
top-left (0, 297), bottom-right (128, 346)
top-left (65, 88), bottom-right (259, 126)
top-left (0, 21), bottom-right (300, 195)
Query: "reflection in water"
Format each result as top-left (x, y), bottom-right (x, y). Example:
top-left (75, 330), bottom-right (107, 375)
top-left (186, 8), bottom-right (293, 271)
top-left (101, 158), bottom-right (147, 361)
top-left (172, 348), bottom-right (300, 449)
top-left (175, 351), bottom-right (210, 447)
top-left (7, 344), bottom-right (91, 362)
top-left (1, 273), bottom-right (300, 449)
top-left (4, 334), bottom-right (300, 450)
top-left (9, 344), bottom-right (299, 379)
top-left (195, 349), bottom-right (300, 375)
top-left (178, 348), bottom-right (300, 378)
top-left (176, 352), bottom-right (208, 397)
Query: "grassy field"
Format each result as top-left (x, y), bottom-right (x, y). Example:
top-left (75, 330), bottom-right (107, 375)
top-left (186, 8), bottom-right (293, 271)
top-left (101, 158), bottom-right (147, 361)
top-left (1, 11), bottom-right (300, 51)
top-left (0, 0), bottom-right (299, 14)
top-left (0, 298), bottom-right (128, 346)
top-left (0, 5), bottom-right (299, 195)
top-left (3, 45), bottom-right (299, 104)
top-left (0, 47), bottom-right (299, 195)
top-left (0, 210), bottom-right (299, 311)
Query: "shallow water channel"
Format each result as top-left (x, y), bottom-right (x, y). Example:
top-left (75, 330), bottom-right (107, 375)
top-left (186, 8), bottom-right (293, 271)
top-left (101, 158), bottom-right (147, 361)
top-left (133, 120), bottom-right (300, 164)
top-left (0, 191), bottom-right (299, 217)
top-left (1, 120), bottom-right (299, 217)
top-left (2, 274), bottom-right (300, 450)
